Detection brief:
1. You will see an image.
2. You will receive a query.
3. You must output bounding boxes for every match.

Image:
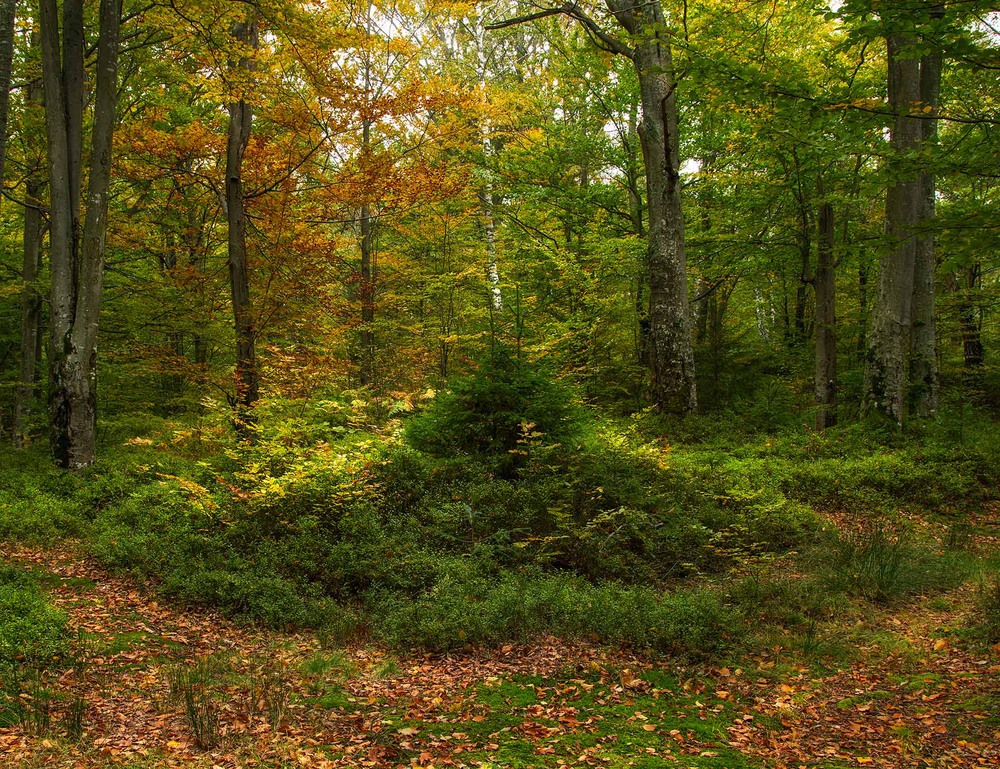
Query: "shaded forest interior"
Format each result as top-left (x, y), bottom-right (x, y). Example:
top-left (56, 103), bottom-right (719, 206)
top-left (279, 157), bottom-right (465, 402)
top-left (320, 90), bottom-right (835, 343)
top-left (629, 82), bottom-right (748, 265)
top-left (1, 4), bottom-right (1000, 766)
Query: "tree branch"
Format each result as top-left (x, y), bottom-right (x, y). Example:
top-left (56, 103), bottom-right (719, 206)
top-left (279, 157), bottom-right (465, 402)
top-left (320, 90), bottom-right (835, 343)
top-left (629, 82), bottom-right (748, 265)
top-left (485, 3), bottom-right (633, 60)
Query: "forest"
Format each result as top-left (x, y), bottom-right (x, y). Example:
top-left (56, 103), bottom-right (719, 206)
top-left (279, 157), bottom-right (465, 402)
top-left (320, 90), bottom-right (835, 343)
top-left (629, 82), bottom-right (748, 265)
top-left (0, 0), bottom-right (999, 767)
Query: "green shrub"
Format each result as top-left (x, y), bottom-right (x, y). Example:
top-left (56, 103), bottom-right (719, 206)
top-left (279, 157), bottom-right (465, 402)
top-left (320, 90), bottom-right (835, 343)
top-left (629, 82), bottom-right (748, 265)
top-left (405, 350), bottom-right (583, 468)
top-left (0, 566), bottom-right (68, 667)
top-left (0, 491), bottom-right (87, 543)
top-left (373, 566), bottom-right (739, 658)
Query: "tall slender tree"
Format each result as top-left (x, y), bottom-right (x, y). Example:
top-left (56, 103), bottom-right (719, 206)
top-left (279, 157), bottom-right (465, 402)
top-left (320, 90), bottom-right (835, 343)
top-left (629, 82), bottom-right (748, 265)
top-left (225, 14), bottom-right (260, 431)
top-left (12, 52), bottom-right (46, 447)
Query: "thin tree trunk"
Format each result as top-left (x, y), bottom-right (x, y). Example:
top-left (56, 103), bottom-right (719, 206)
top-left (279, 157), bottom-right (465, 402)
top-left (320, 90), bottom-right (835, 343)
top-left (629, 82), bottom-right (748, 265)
top-left (814, 192), bottom-right (837, 429)
top-left (13, 72), bottom-right (47, 447)
top-left (959, 263), bottom-right (983, 369)
top-left (625, 90), bottom-right (649, 367)
top-left (790, 151), bottom-right (811, 344)
top-left (359, 174), bottom-right (375, 385)
top-left (708, 279), bottom-right (735, 407)
top-left (474, 16), bottom-right (503, 319)
top-left (863, 32), bottom-right (921, 424)
top-left (857, 260), bottom-right (868, 359)
top-left (910, 36), bottom-right (942, 416)
top-left (226, 18), bottom-right (259, 431)
top-left (480, 160), bottom-right (502, 316)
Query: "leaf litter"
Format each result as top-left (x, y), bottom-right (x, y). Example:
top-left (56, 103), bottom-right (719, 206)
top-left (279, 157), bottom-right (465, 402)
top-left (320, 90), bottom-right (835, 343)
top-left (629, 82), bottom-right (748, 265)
top-left (1, 542), bottom-right (998, 768)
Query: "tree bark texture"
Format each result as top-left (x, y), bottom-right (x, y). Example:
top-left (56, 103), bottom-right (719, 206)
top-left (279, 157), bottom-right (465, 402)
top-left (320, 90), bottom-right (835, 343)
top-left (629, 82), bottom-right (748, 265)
top-left (0, 0), bottom-right (16, 183)
top-left (226, 18), bottom-right (259, 428)
top-left (13, 70), bottom-right (47, 447)
top-left (863, 32), bottom-right (921, 424)
top-left (814, 196), bottom-right (837, 429)
top-left (910, 40), bottom-right (942, 416)
top-left (606, 0), bottom-right (696, 414)
top-left (41, 0), bottom-right (120, 468)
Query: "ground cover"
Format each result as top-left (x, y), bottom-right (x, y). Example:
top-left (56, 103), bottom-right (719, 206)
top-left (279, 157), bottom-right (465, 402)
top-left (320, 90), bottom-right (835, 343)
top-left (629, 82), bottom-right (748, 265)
top-left (1, 532), bottom-right (997, 769)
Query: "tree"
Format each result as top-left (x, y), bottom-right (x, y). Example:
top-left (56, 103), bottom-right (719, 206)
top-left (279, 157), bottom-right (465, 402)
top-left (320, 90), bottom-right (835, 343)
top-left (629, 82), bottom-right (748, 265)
top-left (909, 9), bottom-right (943, 416)
top-left (12, 36), bottom-right (46, 447)
top-left (0, 0), bottom-right (15, 181)
top-left (857, 1), bottom-right (954, 424)
top-left (40, 0), bottom-right (121, 467)
top-left (489, 1), bottom-right (697, 414)
top-left (225, 13), bottom-right (260, 432)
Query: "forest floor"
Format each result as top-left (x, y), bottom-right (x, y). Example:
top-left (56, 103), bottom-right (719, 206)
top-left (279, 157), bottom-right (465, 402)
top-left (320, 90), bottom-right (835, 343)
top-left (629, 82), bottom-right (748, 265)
top-left (2, 536), bottom-right (999, 769)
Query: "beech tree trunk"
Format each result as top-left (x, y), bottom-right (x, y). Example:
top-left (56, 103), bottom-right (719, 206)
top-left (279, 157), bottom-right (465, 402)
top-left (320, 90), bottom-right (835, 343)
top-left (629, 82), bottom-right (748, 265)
top-left (41, 0), bottom-right (120, 468)
top-left (814, 194), bottom-right (837, 429)
top-left (863, 32), bottom-right (921, 424)
top-left (13, 69), bottom-right (46, 447)
top-left (606, 0), bottom-right (696, 414)
top-left (0, 0), bottom-right (15, 180)
top-left (910, 38), bottom-right (942, 416)
top-left (226, 18), bottom-right (259, 431)
top-left (624, 91), bottom-right (649, 367)
top-left (959, 264), bottom-right (983, 371)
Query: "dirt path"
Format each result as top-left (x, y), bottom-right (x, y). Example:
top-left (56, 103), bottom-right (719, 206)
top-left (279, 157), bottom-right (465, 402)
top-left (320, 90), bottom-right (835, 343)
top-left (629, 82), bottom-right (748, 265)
top-left (2, 544), bottom-right (998, 768)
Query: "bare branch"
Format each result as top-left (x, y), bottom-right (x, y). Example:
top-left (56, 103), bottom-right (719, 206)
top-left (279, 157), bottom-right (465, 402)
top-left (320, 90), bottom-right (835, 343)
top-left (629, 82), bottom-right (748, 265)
top-left (485, 3), bottom-right (634, 59)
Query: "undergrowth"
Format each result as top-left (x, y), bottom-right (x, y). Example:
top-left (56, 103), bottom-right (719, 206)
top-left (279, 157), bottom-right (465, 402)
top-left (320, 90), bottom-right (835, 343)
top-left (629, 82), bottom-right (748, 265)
top-left (1, 378), bottom-right (997, 656)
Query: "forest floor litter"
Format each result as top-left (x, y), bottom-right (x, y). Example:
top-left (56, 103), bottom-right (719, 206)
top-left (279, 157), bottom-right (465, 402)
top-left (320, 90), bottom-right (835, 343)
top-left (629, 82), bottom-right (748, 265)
top-left (1, 542), bottom-right (998, 769)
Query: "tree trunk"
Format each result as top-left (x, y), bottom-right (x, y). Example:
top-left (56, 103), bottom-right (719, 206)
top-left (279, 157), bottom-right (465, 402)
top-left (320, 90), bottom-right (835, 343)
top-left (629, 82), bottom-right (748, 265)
top-left (480, 160), bottom-right (502, 317)
top-left (959, 263), bottom-right (983, 370)
top-left (359, 191), bottom-right (375, 386)
top-left (910, 38), bottom-right (942, 416)
top-left (226, 18), bottom-right (259, 431)
top-left (606, 0), bottom-right (696, 414)
top-left (862, 32), bottom-right (921, 425)
top-left (794, 206), bottom-right (813, 344)
top-left (857, 260), bottom-right (868, 360)
top-left (0, 0), bottom-right (16, 181)
top-left (41, 0), bottom-right (120, 468)
top-left (814, 194), bottom-right (837, 429)
top-left (625, 90), bottom-right (649, 368)
top-left (13, 72), bottom-right (47, 447)
top-left (708, 278), bottom-right (735, 408)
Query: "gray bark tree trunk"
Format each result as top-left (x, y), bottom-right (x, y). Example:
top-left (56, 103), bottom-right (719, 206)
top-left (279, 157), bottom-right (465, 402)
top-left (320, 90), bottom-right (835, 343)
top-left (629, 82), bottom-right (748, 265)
top-left (0, 0), bottom-right (16, 182)
top-left (485, 3), bottom-right (695, 409)
top-left (41, 0), bottom-right (120, 468)
top-left (910, 39), bottom-right (942, 416)
top-left (605, 0), bottom-right (696, 414)
top-left (226, 17), bottom-right (259, 432)
top-left (814, 192), bottom-right (837, 429)
top-left (13, 69), bottom-right (46, 447)
top-left (862, 31), bottom-right (921, 425)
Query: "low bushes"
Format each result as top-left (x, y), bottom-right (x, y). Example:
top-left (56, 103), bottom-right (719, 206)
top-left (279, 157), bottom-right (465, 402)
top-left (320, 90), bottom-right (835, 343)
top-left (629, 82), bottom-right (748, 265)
top-left (373, 567), bottom-right (738, 658)
top-left (0, 565), bottom-right (68, 668)
top-left (2, 392), bottom-right (997, 657)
